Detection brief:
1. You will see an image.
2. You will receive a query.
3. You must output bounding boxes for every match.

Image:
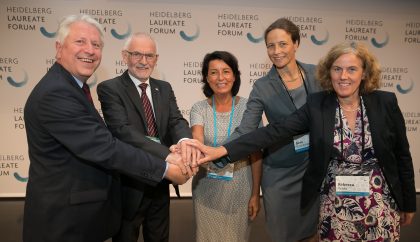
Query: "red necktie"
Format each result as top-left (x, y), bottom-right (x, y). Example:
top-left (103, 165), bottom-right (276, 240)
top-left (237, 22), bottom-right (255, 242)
top-left (139, 83), bottom-right (158, 137)
top-left (82, 83), bottom-right (94, 105)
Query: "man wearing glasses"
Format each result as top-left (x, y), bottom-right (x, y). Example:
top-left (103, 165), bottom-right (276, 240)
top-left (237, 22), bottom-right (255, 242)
top-left (97, 32), bottom-right (197, 242)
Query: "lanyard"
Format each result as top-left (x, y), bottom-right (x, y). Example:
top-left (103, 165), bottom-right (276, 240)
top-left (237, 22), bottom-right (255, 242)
top-left (338, 96), bottom-right (365, 162)
top-left (212, 95), bottom-right (235, 147)
top-left (278, 64), bottom-right (308, 110)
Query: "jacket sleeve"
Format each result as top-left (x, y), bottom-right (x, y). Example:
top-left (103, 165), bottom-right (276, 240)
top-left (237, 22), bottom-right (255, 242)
top-left (389, 93), bottom-right (416, 212)
top-left (225, 101), bottom-right (311, 161)
top-left (38, 88), bottom-right (166, 185)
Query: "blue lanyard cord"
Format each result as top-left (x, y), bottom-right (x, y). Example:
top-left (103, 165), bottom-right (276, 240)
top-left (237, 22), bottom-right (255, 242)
top-left (212, 95), bottom-right (235, 147)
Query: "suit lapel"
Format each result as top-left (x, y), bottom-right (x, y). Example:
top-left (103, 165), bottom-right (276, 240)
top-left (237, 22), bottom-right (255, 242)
top-left (362, 93), bottom-right (383, 155)
top-left (149, 79), bottom-right (162, 134)
top-left (58, 63), bottom-right (105, 125)
top-left (121, 71), bottom-right (148, 125)
top-left (322, 93), bottom-right (337, 167)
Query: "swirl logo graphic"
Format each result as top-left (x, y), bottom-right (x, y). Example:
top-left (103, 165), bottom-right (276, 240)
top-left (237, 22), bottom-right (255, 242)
top-left (40, 26), bottom-right (57, 38)
top-left (111, 23), bottom-right (132, 40)
top-left (311, 31), bottom-right (329, 45)
top-left (246, 32), bottom-right (264, 43)
top-left (14, 172), bottom-right (28, 182)
top-left (371, 32), bottom-right (389, 48)
top-left (180, 25), bottom-right (200, 41)
top-left (7, 70), bottom-right (29, 87)
top-left (396, 79), bottom-right (414, 94)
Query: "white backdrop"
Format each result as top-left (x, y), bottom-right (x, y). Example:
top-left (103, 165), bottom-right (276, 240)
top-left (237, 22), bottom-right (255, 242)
top-left (1, 0), bottom-right (419, 197)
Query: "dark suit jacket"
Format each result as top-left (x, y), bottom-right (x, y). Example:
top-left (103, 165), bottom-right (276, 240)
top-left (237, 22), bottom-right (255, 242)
top-left (23, 63), bottom-right (166, 242)
top-left (97, 70), bottom-right (191, 219)
top-left (225, 90), bottom-right (416, 213)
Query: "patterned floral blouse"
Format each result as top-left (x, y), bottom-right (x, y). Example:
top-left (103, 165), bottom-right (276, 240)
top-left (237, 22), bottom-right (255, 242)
top-left (319, 98), bottom-right (401, 241)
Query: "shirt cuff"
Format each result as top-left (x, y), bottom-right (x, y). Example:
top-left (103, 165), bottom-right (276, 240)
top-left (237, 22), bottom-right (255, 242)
top-left (162, 162), bottom-right (169, 179)
top-left (177, 137), bottom-right (190, 143)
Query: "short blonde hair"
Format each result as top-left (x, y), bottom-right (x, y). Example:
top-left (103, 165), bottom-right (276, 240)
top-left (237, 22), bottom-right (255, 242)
top-left (316, 41), bottom-right (381, 94)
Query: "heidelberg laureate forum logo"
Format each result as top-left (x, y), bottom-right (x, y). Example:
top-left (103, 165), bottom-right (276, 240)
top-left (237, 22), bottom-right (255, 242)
top-left (216, 12), bottom-right (259, 41)
top-left (0, 57), bottom-right (28, 88)
top-left (246, 15), bottom-right (329, 46)
top-left (404, 21), bottom-right (420, 44)
top-left (39, 8), bottom-right (130, 40)
top-left (287, 16), bottom-right (329, 46)
top-left (380, 66), bottom-right (417, 133)
top-left (4, 5), bottom-right (50, 88)
top-left (344, 18), bottom-right (389, 48)
top-left (0, 154), bottom-right (28, 182)
top-left (380, 66), bottom-right (414, 95)
top-left (148, 10), bottom-right (199, 41)
top-left (182, 58), bottom-right (202, 84)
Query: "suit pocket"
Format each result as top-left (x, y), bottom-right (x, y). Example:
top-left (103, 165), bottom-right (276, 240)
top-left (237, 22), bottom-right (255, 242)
top-left (70, 189), bottom-right (108, 205)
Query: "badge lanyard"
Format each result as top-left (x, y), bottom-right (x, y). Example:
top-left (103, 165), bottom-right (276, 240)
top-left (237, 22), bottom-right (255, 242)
top-left (338, 96), bottom-right (365, 162)
top-left (336, 97), bottom-right (369, 197)
top-left (278, 64), bottom-right (308, 110)
top-left (212, 95), bottom-right (235, 147)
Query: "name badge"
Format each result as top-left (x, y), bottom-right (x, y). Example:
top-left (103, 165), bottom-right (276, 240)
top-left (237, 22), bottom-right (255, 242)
top-left (207, 163), bottom-right (234, 181)
top-left (336, 175), bottom-right (370, 196)
top-left (146, 136), bottom-right (161, 144)
top-left (293, 134), bottom-right (309, 153)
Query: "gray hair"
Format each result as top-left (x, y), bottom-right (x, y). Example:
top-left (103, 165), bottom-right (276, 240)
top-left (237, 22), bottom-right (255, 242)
top-left (56, 14), bottom-right (104, 46)
top-left (122, 32), bottom-right (159, 53)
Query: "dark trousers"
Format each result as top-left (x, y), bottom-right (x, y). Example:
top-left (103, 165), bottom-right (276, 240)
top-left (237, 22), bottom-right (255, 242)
top-left (113, 183), bottom-right (170, 242)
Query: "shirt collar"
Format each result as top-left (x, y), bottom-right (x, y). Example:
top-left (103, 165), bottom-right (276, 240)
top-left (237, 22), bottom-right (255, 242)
top-left (128, 72), bottom-right (150, 87)
top-left (72, 76), bottom-right (84, 88)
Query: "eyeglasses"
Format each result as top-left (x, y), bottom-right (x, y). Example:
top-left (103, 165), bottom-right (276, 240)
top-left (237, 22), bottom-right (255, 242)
top-left (125, 50), bottom-right (157, 61)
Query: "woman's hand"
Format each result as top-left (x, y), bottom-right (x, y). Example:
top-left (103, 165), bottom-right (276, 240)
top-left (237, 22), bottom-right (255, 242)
top-left (248, 194), bottom-right (261, 221)
top-left (184, 139), bottom-right (228, 165)
top-left (400, 211), bottom-right (415, 226)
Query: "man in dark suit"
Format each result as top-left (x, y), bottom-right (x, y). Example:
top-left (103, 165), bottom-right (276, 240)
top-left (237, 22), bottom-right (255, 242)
top-left (97, 32), bottom-right (197, 242)
top-left (23, 15), bottom-right (190, 242)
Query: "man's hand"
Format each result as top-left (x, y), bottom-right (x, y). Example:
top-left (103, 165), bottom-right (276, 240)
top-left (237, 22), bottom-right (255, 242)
top-left (165, 152), bottom-right (194, 178)
top-left (164, 163), bottom-right (189, 185)
top-left (183, 139), bottom-right (228, 165)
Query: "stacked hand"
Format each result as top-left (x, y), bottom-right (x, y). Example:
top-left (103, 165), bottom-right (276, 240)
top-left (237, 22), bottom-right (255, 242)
top-left (165, 139), bottom-right (228, 184)
top-left (165, 139), bottom-right (202, 184)
top-left (178, 139), bottom-right (228, 165)
top-left (170, 139), bottom-right (202, 169)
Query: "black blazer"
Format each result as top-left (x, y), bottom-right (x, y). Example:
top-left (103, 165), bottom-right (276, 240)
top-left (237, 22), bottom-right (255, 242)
top-left (23, 63), bottom-right (166, 242)
top-left (97, 70), bottom-right (191, 219)
top-left (225, 90), bottom-right (416, 213)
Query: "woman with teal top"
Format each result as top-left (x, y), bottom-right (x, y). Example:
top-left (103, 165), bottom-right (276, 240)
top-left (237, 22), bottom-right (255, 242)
top-left (190, 51), bottom-right (262, 241)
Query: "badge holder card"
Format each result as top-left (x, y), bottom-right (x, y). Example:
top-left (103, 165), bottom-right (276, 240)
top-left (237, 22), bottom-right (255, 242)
top-left (294, 134), bottom-right (309, 153)
top-left (207, 162), bottom-right (234, 181)
top-left (335, 175), bottom-right (370, 196)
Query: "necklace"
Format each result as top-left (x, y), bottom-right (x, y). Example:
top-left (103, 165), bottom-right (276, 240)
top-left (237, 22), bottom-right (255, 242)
top-left (339, 104), bottom-right (359, 112)
top-left (283, 76), bottom-right (300, 82)
top-left (279, 66), bottom-right (301, 82)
